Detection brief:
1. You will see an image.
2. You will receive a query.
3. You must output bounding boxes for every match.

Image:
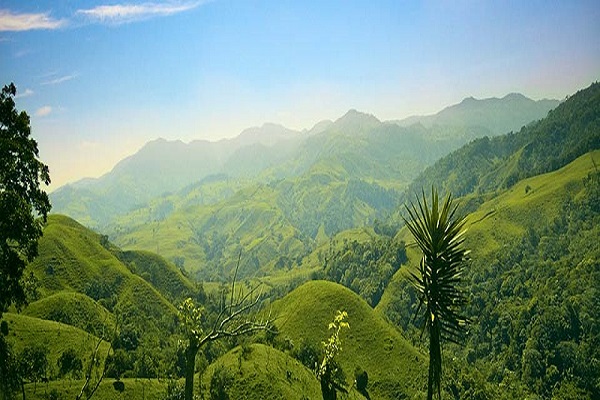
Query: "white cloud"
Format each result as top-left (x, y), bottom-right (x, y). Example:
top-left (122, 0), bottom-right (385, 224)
top-left (76, 1), bottom-right (204, 24)
top-left (35, 106), bottom-right (52, 117)
top-left (15, 88), bottom-right (34, 99)
top-left (0, 9), bottom-right (66, 32)
top-left (42, 74), bottom-right (77, 86)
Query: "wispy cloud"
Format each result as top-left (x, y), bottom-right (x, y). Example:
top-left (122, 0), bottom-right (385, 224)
top-left (15, 88), bottom-right (34, 99)
top-left (0, 9), bottom-right (66, 32)
top-left (76, 1), bottom-right (204, 24)
top-left (42, 74), bottom-right (77, 86)
top-left (35, 106), bottom-right (52, 117)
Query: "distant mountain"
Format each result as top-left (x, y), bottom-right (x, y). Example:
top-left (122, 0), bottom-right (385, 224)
top-left (51, 123), bottom-right (305, 226)
top-left (396, 92), bottom-right (560, 135)
top-left (405, 82), bottom-right (599, 199)
top-left (50, 92), bottom-right (559, 229)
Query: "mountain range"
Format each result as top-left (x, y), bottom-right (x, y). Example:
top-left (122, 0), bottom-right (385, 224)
top-left (51, 93), bottom-right (559, 229)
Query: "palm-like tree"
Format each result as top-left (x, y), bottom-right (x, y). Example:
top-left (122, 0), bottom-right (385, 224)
top-left (403, 188), bottom-right (469, 400)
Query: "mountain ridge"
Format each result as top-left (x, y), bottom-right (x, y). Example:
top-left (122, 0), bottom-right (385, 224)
top-left (50, 92), bottom-right (559, 228)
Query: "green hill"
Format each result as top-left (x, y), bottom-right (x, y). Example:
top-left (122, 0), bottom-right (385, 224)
top-left (198, 344), bottom-right (322, 400)
top-left (3, 313), bottom-right (111, 375)
top-left (115, 249), bottom-right (198, 303)
top-left (272, 280), bottom-right (426, 399)
top-left (22, 292), bottom-right (115, 337)
top-left (28, 215), bottom-right (179, 321)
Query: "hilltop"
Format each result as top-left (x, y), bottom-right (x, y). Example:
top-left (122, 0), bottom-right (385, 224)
top-left (272, 280), bottom-right (426, 399)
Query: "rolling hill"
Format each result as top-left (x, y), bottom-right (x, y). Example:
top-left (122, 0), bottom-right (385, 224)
top-left (198, 344), bottom-right (322, 400)
top-left (271, 280), bottom-right (426, 399)
top-left (22, 214), bottom-right (200, 358)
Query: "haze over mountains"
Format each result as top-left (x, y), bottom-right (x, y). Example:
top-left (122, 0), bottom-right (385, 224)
top-left (51, 93), bottom-right (559, 228)
top-left (9, 81), bottom-right (600, 399)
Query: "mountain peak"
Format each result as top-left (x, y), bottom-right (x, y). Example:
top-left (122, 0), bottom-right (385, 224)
top-left (338, 109), bottom-right (380, 122)
top-left (236, 122), bottom-right (300, 147)
top-left (502, 92), bottom-right (528, 101)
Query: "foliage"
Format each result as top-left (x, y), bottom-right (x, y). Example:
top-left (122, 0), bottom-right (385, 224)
top-left (323, 236), bottom-right (406, 306)
top-left (57, 348), bottom-right (84, 379)
top-left (403, 188), bottom-right (469, 400)
top-left (382, 153), bottom-right (600, 399)
top-left (0, 334), bottom-right (20, 399)
top-left (0, 83), bottom-right (51, 315)
top-left (209, 364), bottom-right (233, 400)
top-left (19, 344), bottom-right (49, 386)
top-left (317, 310), bottom-right (349, 400)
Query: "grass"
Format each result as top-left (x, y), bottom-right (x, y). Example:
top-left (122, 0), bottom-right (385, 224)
top-left (22, 292), bottom-right (116, 337)
top-left (3, 313), bottom-right (111, 376)
top-left (23, 378), bottom-right (170, 400)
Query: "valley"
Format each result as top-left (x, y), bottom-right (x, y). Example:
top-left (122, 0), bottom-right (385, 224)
top-left (2, 82), bottom-right (599, 399)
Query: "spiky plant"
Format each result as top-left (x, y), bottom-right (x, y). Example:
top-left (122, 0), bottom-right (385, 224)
top-left (403, 188), bottom-right (469, 400)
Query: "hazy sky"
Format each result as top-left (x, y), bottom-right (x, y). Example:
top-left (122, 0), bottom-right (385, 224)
top-left (1, 1), bottom-right (599, 190)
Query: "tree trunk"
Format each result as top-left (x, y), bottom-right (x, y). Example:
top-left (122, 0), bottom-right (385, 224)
top-left (184, 338), bottom-right (200, 400)
top-left (427, 319), bottom-right (441, 400)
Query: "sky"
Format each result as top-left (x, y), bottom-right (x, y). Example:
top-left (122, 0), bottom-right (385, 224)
top-left (1, 1), bottom-right (599, 190)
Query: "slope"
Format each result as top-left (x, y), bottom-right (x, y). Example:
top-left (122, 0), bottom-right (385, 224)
top-left (3, 313), bottom-right (111, 375)
top-left (378, 150), bottom-right (600, 399)
top-left (272, 280), bottom-right (426, 399)
top-left (406, 81), bottom-right (599, 198)
top-left (26, 214), bottom-right (186, 339)
top-left (21, 292), bottom-right (116, 338)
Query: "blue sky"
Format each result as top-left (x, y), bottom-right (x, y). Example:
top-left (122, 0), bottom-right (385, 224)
top-left (1, 1), bottom-right (599, 190)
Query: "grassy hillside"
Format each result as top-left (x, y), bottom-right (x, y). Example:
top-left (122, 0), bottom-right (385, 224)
top-left (115, 249), bottom-right (198, 303)
top-left (272, 280), bottom-right (426, 399)
top-left (198, 344), bottom-right (322, 400)
top-left (22, 292), bottom-right (116, 337)
top-left (378, 150), bottom-right (600, 399)
top-left (28, 215), bottom-right (180, 318)
top-left (3, 313), bottom-right (110, 375)
top-left (23, 378), bottom-right (170, 400)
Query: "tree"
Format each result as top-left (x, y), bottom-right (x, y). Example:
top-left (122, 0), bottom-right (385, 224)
top-left (403, 188), bottom-right (469, 400)
top-left (0, 83), bottom-right (51, 316)
top-left (317, 310), bottom-right (349, 400)
top-left (0, 329), bottom-right (20, 400)
top-left (19, 344), bottom-right (49, 394)
top-left (57, 348), bottom-right (84, 379)
top-left (178, 254), bottom-right (272, 400)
